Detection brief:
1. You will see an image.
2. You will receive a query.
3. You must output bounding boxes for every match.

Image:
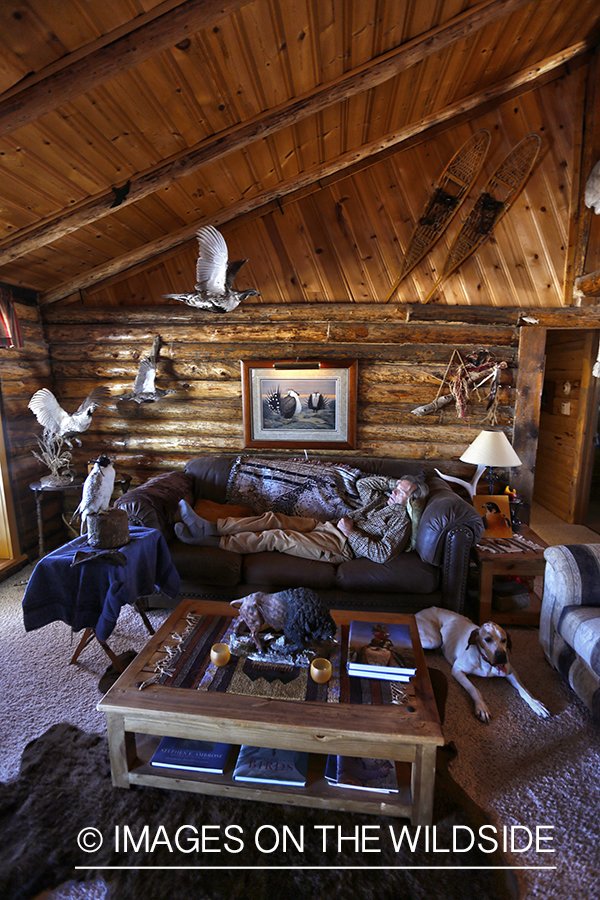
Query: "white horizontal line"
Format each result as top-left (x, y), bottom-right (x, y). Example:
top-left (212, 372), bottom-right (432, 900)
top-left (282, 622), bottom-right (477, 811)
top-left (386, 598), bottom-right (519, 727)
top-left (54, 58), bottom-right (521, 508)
top-left (76, 865), bottom-right (557, 871)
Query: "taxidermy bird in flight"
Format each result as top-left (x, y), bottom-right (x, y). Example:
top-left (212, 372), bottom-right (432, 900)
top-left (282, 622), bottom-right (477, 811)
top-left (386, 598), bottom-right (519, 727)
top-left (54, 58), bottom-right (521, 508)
top-left (163, 225), bottom-right (259, 312)
top-left (28, 386), bottom-right (110, 447)
top-left (71, 455), bottom-right (116, 534)
top-left (116, 335), bottom-right (175, 403)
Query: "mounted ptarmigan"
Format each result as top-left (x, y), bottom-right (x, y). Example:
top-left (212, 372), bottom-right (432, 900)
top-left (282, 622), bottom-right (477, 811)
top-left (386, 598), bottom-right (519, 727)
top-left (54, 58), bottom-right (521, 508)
top-left (162, 225), bottom-right (259, 313)
top-left (28, 387), bottom-right (110, 447)
top-left (116, 335), bottom-right (175, 403)
top-left (71, 455), bottom-right (116, 534)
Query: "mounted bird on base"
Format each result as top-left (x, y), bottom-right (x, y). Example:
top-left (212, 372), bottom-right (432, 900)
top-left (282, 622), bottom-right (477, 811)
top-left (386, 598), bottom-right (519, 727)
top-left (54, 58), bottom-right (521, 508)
top-left (71, 455), bottom-right (116, 534)
top-left (116, 335), bottom-right (175, 403)
top-left (28, 386), bottom-right (110, 448)
top-left (163, 225), bottom-right (259, 313)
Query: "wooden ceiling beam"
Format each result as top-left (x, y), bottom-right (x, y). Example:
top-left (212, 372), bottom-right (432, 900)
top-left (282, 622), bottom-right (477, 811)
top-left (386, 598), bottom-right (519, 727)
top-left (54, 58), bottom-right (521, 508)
top-left (575, 268), bottom-right (600, 297)
top-left (0, 0), bottom-right (536, 270)
top-left (39, 44), bottom-right (585, 306)
top-left (0, 0), bottom-right (251, 139)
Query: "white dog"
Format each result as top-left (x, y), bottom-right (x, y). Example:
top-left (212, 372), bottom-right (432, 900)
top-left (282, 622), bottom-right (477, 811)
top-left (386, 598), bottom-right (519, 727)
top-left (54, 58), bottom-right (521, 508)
top-left (415, 607), bottom-right (550, 723)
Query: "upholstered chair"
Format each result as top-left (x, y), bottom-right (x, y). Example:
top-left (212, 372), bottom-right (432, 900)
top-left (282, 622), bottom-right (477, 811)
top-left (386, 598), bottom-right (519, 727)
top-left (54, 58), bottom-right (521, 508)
top-left (540, 544), bottom-right (600, 720)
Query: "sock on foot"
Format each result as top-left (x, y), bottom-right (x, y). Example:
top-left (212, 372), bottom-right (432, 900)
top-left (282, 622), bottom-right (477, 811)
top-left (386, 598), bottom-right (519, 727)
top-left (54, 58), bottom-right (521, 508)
top-left (178, 500), bottom-right (219, 538)
top-left (175, 522), bottom-right (221, 546)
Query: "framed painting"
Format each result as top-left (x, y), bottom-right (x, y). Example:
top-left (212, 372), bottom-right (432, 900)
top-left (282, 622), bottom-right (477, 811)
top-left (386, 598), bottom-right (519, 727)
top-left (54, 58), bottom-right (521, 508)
top-left (241, 359), bottom-right (358, 450)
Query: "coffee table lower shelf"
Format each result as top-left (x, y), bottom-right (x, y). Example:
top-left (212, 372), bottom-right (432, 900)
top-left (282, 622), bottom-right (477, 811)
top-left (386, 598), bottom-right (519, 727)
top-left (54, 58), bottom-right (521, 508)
top-left (127, 733), bottom-right (413, 818)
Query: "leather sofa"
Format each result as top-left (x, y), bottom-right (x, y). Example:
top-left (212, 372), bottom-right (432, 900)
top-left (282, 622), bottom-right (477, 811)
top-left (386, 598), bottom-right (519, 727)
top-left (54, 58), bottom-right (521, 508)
top-left (115, 455), bottom-right (484, 614)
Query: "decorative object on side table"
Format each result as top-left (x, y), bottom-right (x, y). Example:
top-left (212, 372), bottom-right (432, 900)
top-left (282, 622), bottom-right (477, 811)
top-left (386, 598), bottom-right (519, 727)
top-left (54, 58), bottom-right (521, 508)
top-left (436, 429), bottom-right (522, 499)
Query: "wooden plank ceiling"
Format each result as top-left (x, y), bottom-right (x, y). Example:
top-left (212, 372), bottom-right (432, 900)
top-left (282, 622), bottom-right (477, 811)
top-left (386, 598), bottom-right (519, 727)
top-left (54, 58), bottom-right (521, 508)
top-left (0, 0), bottom-right (599, 307)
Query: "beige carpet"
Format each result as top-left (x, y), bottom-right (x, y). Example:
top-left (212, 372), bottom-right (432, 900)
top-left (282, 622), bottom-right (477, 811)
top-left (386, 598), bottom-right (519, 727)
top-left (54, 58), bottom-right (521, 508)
top-left (1, 540), bottom-right (599, 900)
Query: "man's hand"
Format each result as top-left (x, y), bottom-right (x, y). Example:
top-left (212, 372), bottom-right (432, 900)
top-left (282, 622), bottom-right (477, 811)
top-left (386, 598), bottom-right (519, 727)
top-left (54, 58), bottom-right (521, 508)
top-left (337, 516), bottom-right (354, 536)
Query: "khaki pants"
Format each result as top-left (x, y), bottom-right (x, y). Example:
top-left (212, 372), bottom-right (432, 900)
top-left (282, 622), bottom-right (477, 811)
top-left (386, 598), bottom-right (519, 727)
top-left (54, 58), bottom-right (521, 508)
top-left (217, 511), bottom-right (353, 563)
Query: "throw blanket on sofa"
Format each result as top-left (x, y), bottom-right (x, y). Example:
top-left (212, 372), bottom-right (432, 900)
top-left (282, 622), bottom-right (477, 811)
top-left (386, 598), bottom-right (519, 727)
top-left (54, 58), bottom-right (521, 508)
top-left (226, 456), bottom-right (364, 521)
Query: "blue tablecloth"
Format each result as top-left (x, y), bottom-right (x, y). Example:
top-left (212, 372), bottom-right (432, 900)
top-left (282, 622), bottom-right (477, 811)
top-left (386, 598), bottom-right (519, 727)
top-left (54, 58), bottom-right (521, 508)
top-left (22, 526), bottom-right (181, 641)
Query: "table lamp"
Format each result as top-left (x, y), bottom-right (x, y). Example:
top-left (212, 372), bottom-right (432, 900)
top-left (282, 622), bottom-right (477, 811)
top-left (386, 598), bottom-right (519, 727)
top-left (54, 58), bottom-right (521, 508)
top-left (435, 430), bottom-right (522, 498)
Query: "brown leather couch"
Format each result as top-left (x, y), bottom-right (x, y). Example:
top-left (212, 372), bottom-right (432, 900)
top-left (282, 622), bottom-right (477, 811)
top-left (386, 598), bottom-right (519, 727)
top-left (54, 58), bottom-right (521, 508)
top-left (115, 455), bottom-right (484, 614)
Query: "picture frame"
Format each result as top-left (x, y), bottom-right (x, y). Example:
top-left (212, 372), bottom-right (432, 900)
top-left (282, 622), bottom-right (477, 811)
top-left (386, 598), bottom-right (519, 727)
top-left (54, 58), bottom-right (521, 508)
top-left (473, 494), bottom-right (513, 539)
top-left (241, 359), bottom-right (358, 450)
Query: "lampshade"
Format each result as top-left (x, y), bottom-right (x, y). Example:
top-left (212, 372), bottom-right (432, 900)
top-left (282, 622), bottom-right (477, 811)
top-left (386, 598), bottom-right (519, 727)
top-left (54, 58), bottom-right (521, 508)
top-left (460, 430), bottom-right (522, 468)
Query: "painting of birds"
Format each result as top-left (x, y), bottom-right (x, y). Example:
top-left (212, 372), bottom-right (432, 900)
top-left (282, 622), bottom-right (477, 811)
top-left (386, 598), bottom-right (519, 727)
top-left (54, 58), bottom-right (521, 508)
top-left (116, 335), bottom-right (175, 403)
top-left (266, 387), bottom-right (302, 419)
top-left (71, 455), bottom-right (116, 534)
top-left (162, 225), bottom-right (259, 313)
top-left (28, 386), bottom-right (110, 447)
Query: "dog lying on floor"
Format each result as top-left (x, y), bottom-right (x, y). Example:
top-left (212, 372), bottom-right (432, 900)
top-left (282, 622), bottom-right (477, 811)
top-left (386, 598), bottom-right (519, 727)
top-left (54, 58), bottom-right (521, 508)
top-left (415, 607), bottom-right (550, 723)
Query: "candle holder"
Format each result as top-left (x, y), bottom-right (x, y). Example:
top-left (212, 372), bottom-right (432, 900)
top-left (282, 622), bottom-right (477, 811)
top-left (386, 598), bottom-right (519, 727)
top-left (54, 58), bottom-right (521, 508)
top-left (210, 643), bottom-right (231, 667)
top-left (310, 658), bottom-right (332, 683)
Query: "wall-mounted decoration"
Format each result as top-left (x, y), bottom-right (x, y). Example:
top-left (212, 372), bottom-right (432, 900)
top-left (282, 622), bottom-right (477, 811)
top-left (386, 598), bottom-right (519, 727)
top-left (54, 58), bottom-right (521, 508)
top-left (117, 335), bottom-right (175, 403)
top-left (163, 225), bottom-right (259, 312)
top-left (241, 359), bottom-right (357, 450)
top-left (411, 349), bottom-right (506, 420)
top-left (424, 133), bottom-right (541, 303)
top-left (385, 129), bottom-right (490, 302)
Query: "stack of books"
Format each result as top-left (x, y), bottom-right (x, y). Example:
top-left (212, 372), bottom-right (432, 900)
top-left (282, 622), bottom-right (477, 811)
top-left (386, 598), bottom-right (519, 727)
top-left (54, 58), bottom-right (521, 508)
top-left (150, 737), bottom-right (232, 773)
top-left (232, 745), bottom-right (309, 787)
top-left (346, 619), bottom-right (416, 682)
top-left (325, 755), bottom-right (399, 793)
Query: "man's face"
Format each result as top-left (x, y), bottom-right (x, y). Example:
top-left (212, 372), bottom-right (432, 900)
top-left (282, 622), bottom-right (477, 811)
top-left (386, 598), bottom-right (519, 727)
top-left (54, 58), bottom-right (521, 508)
top-left (388, 479), bottom-right (415, 506)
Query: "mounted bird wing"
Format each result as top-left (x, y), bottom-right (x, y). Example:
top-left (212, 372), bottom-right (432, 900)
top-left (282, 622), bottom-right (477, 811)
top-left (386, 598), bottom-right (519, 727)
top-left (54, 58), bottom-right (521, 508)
top-left (73, 386), bottom-right (110, 416)
top-left (195, 225), bottom-right (228, 293)
top-left (28, 388), bottom-right (63, 433)
top-left (132, 358), bottom-right (157, 395)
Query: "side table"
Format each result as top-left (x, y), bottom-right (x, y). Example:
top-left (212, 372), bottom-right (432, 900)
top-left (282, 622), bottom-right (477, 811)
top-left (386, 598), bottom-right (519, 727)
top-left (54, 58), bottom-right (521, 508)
top-left (474, 525), bottom-right (548, 626)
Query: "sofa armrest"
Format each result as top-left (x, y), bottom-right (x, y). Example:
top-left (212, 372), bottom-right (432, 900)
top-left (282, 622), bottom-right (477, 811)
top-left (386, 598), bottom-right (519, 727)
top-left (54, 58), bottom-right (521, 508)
top-left (115, 470), bottom-right (195, 540)
top-left (440, 525), bottom-right (476, 614)
top-left (416, 476), bottom-right (483, 568)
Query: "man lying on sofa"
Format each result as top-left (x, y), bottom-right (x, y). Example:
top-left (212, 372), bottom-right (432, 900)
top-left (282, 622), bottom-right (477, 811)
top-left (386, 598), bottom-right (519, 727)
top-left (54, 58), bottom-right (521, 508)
top-left (174, 474), bottom-right (429, 565)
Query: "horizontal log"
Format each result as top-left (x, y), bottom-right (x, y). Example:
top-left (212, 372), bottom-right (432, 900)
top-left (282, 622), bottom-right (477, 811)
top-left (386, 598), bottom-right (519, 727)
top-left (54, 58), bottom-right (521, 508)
top-left (574, 269), bottom-right (600, 297)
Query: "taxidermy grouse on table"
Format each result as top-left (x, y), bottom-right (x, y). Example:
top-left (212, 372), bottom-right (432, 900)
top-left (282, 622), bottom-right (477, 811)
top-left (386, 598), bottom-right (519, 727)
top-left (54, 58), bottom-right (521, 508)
top-left (72, 455), bottom-right (116, 534)
top-left (117, 335), bottom-right (175, 403)
top-left (28, 387), bottom-right (109, 447)
top-left (162, 225), bottom-right (259, 312)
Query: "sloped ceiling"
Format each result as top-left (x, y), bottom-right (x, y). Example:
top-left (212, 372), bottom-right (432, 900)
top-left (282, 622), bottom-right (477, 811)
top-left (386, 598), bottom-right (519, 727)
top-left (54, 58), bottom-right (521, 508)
top-left (0, 0), bottom-right (599, 306)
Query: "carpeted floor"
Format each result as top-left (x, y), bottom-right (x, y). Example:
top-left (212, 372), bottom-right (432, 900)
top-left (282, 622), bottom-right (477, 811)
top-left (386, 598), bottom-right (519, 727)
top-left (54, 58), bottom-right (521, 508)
top-left (0, 543), bottom-right (599, 900)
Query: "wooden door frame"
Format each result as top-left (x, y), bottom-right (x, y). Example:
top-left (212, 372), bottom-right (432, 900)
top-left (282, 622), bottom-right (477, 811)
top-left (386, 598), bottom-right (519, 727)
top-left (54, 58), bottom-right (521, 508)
top-left (572, 330), bottom-right (600, 523)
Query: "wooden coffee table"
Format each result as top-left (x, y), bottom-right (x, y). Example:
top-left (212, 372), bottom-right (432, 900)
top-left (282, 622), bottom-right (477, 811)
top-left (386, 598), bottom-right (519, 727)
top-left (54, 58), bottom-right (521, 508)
top-left (97, 600), bottom-right (444, 825)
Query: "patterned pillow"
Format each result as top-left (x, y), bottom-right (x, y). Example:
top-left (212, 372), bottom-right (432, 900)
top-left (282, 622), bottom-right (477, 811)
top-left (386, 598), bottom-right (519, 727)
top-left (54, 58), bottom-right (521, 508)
top-left (406, 496), bottom-right (427, 551)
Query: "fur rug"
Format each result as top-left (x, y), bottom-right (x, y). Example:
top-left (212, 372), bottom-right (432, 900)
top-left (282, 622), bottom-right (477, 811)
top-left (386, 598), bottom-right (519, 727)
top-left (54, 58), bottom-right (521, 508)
top-left (0, 719), bottom-right (519, 900)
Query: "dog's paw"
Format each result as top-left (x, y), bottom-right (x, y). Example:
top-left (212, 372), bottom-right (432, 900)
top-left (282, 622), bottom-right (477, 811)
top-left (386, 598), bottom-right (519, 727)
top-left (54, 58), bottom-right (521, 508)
top-left (530, 698), bottom-right (550, 718)
top-left (474, 701), bottom-right (491, 723)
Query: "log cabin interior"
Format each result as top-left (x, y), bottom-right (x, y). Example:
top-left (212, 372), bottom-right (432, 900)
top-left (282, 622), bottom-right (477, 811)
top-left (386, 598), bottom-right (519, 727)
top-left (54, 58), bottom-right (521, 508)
top-left (1, 0), bottom-right (600, 570)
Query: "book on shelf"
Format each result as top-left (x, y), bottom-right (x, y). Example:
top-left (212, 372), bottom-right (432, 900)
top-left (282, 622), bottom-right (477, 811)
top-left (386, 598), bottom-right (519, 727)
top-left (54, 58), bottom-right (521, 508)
top-left (324, 754), bottom-right (399, 793)
top-left (150, 737), bottom-right (232, 773)
top-left (232, 745), bottom-right (309, 787)
top-left (347, 619), bottom-right (416, 678)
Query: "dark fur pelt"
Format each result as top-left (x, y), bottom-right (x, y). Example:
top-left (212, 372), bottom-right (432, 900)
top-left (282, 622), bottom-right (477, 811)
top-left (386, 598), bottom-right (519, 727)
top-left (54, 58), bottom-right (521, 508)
top-left (0, 714), bottom-right (520, 900)
top-left (280, 587), bottom-right (336, 647)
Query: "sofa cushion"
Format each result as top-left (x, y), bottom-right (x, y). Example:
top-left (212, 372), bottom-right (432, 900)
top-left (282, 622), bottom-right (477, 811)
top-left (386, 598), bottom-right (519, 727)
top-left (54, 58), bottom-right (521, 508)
top-left (557, 605), bottom-right (600, 676)
top-left (193, 498), bottom-right (253, 521)
top-left (169, 543), bottom-right (242, 587)
top-left (242, 551), bottom-right (337, 590)
top-left (335, 552), bottom-right (439, 594)
top-left (186, 456), bottom-right (236, 503)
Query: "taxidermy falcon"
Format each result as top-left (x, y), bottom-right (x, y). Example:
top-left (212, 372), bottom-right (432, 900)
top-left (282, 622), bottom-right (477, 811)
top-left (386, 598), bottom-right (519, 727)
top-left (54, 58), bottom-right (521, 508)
top-left (116, 335), bottom-right (175, 403)
top-left (72, 455), bottom-right (116, 534)
top-left (162, 225), bottom-right (259, 312)
top-left (28, 386), bottom-right (110, 447)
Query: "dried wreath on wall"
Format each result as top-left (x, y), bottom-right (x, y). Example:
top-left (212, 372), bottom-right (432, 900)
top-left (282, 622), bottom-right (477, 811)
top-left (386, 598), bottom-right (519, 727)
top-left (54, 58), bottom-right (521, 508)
top-left (411, 349), bottom-right (507, 423)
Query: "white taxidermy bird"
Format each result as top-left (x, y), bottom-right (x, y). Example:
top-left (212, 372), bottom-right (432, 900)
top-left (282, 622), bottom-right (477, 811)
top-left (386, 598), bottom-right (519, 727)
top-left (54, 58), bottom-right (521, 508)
top-left (28, 386), bottom-right (110, 448)
top-left (116, 335), bottom-right (175, 403)
top-left (162, 225), bottom-right (259, 312)
top-left (72, 455), bottom-right (116, 534)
